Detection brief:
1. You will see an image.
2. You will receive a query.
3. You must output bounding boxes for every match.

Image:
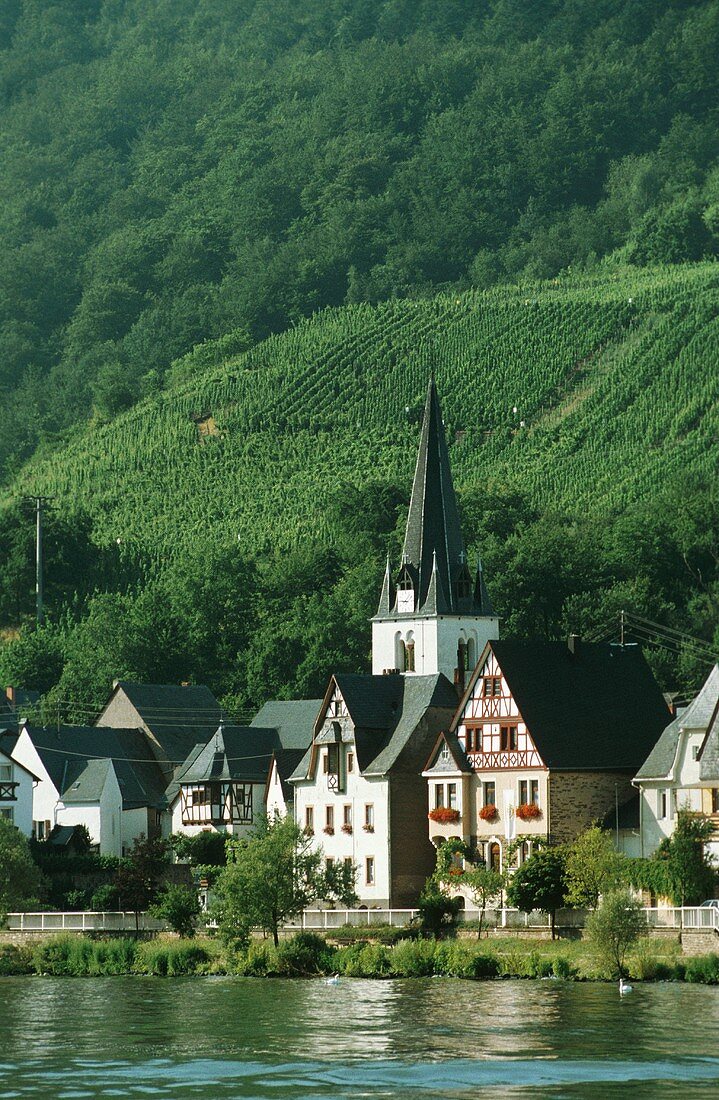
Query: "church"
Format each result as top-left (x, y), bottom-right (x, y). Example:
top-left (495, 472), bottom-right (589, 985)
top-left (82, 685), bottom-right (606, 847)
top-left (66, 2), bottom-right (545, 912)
top-left (289, 376), bottom-right (499, 906)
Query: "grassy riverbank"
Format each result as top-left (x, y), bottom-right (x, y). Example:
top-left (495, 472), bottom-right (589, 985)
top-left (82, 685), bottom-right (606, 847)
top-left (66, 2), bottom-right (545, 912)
top-left (2, 932), bottom-right (719, 984)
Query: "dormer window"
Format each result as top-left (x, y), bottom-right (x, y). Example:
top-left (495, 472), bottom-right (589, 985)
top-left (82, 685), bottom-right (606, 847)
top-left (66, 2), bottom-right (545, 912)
top-left (455, 564), bottom-right (473, 602)
top-left (397, 566), bottom-right (415, 614)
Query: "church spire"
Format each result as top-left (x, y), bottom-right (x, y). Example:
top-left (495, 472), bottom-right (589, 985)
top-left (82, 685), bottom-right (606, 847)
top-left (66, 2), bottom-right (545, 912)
top-left (399, 375), bottom-right (469, 614)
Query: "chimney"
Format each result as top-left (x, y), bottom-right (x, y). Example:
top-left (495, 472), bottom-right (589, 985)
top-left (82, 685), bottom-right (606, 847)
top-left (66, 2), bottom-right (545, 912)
top-left (6, 686), bottom-right (15, 707)
top-left (567, 634), bottom-right (581, 658)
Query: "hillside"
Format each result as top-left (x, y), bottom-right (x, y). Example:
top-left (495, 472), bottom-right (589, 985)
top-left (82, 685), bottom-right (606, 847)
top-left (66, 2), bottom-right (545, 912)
top-left (1, 264), bottom-right (718, 715)
top-left (2, 0), bottom-right (719, 480)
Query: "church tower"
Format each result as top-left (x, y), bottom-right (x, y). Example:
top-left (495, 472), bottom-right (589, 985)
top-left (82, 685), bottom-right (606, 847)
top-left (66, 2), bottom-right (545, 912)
top-left (371, 375), bottom-right (499, 689)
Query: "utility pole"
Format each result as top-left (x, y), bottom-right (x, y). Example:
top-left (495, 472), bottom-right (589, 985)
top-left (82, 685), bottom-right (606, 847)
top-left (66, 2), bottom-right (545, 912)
top-left (24, 496), bottom-right (53, 626)
top-left (620, 609), bottom-right (625, 648)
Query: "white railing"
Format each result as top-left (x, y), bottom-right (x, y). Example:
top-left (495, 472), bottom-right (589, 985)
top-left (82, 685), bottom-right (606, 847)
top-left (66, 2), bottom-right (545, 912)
top-left (6, 911), bottom-right (168, 933)
top-left (289, 909), bottom-right (419, 930)
top-left (644, 906), bottom-right (719, 932)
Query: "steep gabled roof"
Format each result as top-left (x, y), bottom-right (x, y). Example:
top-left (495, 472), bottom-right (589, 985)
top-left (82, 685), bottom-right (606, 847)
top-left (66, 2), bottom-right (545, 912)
top-left (636, 665), bottom-right (719, 781)
top-left (0, 694), bottom-right (17, 731)
top-left (61, 758), bottom-right (113, 803)
top-left (699, 695), bottom-right (719, 782)
top-left (290, 673), bottom-right (458, 781)
top-left (423, 730), bottom-right (472, 774)
top-left (100, 681), bottom-right (224, 766)
top-left (456, 640), bottom-right (669, 772)
top-left (175, 725), bottom-right (280, 785)
top-left (251, 699), bottom-right (321, 749)
top-left (25, 725), bottom-right (166, 808)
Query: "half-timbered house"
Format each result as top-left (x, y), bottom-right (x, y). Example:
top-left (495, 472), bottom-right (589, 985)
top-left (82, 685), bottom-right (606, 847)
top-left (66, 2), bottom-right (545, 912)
top-left (423, 637), bottom-right (670, 872)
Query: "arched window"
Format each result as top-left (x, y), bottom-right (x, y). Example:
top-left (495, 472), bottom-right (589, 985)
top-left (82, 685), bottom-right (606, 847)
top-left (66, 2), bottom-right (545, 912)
top-left (488, 842), bottom-right (501, 873)
top-left (397, 565), bottom-right (415, 613)
top-left (467, 634), bottom-right (477, 671)
top-left (405, 630), bottom-right (415, 672)
top-left (394, 631), bottom-right (406, 672)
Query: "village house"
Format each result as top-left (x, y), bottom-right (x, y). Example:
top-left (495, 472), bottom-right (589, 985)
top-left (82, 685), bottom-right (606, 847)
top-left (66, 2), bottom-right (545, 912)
top-left (9, 723), bottom-right (166, 855)
top-left (0, 729), bottom-right (38, 837)
top-left (423, 637), bottom-right (670, 874)
top-left (634, 664), bottom-right (719, 861)
top-left (291, 375), bottom-right (497, 906)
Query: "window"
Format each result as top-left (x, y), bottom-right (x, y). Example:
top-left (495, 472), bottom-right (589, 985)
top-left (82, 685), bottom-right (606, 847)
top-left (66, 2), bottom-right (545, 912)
top-left (322, 751), bottom-right (329, 774)
top-left (518, 841), bottom-right (530, 866)
top-left (500, 725), bottom-right (518, 751)
top-left (658, 789), bottom-right (668, 820)
top-left (483, 677), bottom-right (502, 697)
top-left (325, 805), bottom-right (334, 831)
top-left (191, 787), bottom-right (207, 806)
top-left (457, 639), bottom-right (467, 672)
top-left (0, 807), bottom-right (14, 823)
top-left (465, 728), bottom-right (476, 752)
top-left (365, 856), bottom-right (375, 886)
top-left (434, 785), bottom-right (445, 809)
top-left (488, 842), bottom-right (500, 872)
top-left (331, 698), bottom-right (341, 717)
top-left (326, 858), bottom-right (334, 873)
top-left (364, 803), bottom-right (374, 830)
top-left (405, 641), bottom-right (415, 672)
top-left (692, 745), bottom-right (700, 761)
top-left (0, 764), bottom-right (11, 781)
top-left (34, 820), bottom-right (47, 842)
top-left (347, 752), bottom-right (354, 773)
top-left (518, 780), bottom-right (527, 805)
top-left (344, 856), bottom-right (353, 873)
top-left (305, 806), bottom-right (314, 832)
top-left (484, 782), bottom-right (496, 807)
top-left (712, 789), bottom-right (719, 814)
top-left (530, 780), bottom-right (539, 807)
top-left (447, 783), bottom-right (457, 809)
top-left (343, 804), bottom-right (352, 827)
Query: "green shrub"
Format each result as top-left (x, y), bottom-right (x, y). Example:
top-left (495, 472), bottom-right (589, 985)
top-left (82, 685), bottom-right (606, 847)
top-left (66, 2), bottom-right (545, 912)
top-left (91, 884), bottom-right (119, 911)
top-left (684, 954), bottom-right (719, 985)
top-left (276, 933), bottom-right (335, 976)
top-left (552, 956), bottom-right (578, 980)
top-left (134, 939), bottom-right (209, 976)
top-left (0, 943), bottom-right (34, 975)
top-left (434, 941), bottom-right (499, 979)
top-left (89, 938), bottom-right (137, 975)
top-left (390, 938), bottom-right (436, 977)
top-left (240, 940), bottom-right (281, 976)
top-left (336, 942), bottom-right (393, 977)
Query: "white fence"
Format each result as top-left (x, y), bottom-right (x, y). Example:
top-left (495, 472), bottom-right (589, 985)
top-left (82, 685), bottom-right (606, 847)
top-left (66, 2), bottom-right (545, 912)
top-left (6, 911), bottom-right (168, 933)
top-left (644, 906), bottom-right (719, 931)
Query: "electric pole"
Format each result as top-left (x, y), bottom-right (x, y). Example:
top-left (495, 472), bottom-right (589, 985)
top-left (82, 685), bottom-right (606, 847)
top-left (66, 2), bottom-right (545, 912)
top-left (24, 496), bottom-right (53, 626)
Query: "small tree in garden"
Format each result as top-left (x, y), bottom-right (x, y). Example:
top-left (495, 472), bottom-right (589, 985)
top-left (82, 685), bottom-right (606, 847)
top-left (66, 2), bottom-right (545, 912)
top-left (658, 810), bottom-right (716, 906)
top-left (586, 889), bottom-right (646, 979)
top-left (213, 814), bottom-right (357, 948)
top-left (565, 825), bottom-right (627, 910)
top-left (0, 818), bottom-right (44, 918)
top-left (506, 847), bottom-right (568, 939)
top-left (464, 866), bottom-right (505, 938)
top-left (434, 839), bottom-right (504, 939)
top-left (149, 883), bottom-right (202, 937)
top-left (114, 836), bottom-right (171, 930)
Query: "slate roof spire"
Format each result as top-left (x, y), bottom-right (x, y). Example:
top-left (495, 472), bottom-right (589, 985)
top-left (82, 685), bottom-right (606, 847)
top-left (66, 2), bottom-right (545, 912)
top-left (376, 373), bottom-right (490, 618)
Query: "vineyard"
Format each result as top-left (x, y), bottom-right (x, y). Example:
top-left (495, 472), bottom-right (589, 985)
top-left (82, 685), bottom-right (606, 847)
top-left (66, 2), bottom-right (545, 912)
top-left (4, 262), bottom-right (719, 571)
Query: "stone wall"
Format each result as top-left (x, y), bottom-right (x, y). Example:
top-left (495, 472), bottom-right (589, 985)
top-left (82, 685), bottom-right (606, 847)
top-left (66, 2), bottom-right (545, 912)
top-left (549, 771), bottom-right (634, 844)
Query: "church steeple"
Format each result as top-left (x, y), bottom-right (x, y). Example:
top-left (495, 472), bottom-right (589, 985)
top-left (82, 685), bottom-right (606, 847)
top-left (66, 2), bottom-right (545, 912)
top-left (371, 374), bottom-right (499, 681)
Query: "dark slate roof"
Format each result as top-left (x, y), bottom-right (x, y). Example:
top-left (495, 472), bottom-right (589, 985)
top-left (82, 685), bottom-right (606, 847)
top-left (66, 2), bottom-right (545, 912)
top-left (0, 694), bottom-right (17, 730)
top-left (108, 681), bottom-right (224, 765)
top-left (175, 725), bottom-right (280, 785)
top-left (61, 758), bottom-right (113, 803)
top-left (375, 377), bottom-right (492, 620)
top-left (636, 664), bottom-right (719, 780)
top-left (424, 730), bottom-right (472, 774)
top-left (601, 789), bottom-right (640, 831)
top-left (290, 673), bottom-right (458, 781)
top-left (272, 748), bottom-right (308, 801)
top-left (251, 699), bottom-right (321, 750)
top-left (26, 725), bottom-right (167, 809)
top-left (456, 640), bottom-right (670, 772)
top-left (699, 695), bottom-right (719, 782)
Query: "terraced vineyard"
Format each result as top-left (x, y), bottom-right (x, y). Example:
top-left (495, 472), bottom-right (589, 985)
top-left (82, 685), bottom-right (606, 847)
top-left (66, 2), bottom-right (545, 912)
top-left (5, 263), bottom-right (719, 569)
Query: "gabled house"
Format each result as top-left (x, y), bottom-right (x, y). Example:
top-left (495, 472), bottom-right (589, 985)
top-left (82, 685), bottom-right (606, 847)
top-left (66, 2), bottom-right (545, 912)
top-left (10, 724), bottom-right (167, 853)
top-left (0, 731), bottom-right (38, 837)
top-left (95, 681), bottom-right (224, 783)
top-left (634, 664), bottom-right (719, 859)
top-left (423, 637), bottom-right (670, 871)
top-left (290, 672), bottom-right (458, 906)
top-left (252, 699), bottom-right (322, 818)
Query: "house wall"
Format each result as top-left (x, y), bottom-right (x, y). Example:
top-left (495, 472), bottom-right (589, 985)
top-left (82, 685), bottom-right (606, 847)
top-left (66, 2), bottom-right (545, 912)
top-left (266, 764), bottom-right (288, 819)
top-left (170, 782), bottom-right (265, 838)
top-left (11, 729), bottom-right (60, 835)
top-left (371, 615), bottom-right (498, 682)
top-left (549, 771), bottom-right (635, 845)
top-left (0, 750), bottom-right (33, 837)
top-left (636, 726), bottom-right (708, 857)
top-left (122, 807), bottom-right (152, 854)
top-left (56, 767), bottom-right (123, 857)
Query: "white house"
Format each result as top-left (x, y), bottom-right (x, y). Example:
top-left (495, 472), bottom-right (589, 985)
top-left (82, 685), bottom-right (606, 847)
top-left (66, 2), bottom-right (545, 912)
top-left (0, 732), bottom-right (38, 837)
top-left (634, 664), bottom-right (719, 860)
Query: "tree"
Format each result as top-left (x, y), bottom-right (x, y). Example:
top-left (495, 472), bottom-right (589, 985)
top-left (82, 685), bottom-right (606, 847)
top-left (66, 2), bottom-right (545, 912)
top-left (213, 815), bottom-right (357, 948)
top-left (464, 866), bottom-right (505, 939)
top-left (586, 889), bottom-right (646, 979)
top-left (0, 818), bottom-right (44, 919)
top-left (114, 836), bottom-right (170, 930)
top-left (564, 825), bottom-right (627, 910)
top-left (506, 847), bottom-right (568, 939)
top-left (657, 809), bottom-right (716, 906)
top-left (149, 883), bottom-right (202, 938)
top-left (434, 839), bottom-right (504, 938)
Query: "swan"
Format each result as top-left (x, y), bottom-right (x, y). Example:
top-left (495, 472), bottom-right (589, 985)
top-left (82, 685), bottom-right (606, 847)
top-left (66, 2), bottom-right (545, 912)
top-left (324, 974), bottom-right (340, 985)
top-left (619, 978), bottom-right (633, 994)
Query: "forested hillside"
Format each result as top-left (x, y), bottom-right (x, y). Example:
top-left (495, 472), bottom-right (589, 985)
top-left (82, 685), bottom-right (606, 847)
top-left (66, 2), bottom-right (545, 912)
top-left (2, 0), bottom-right (719, 479)
top-left (1, 264), bottom-right (718, 715)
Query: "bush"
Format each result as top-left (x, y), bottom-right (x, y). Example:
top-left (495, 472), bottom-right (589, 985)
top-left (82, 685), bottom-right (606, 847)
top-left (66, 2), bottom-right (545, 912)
top-left (416, 882), bottom-right (460, 938)
top-left (552, 956), bottom-right (578, 980)
top-left (0, 943), bottom-right (34, 975)
top-left (329, 923), bottom-right (414, 946)
top-left (33, 935), bottom-right (92, 976)
top-left (684, 954), bottom-right (719, 985)
top-left (149, 884), bottom-right (201, 937)
top-left (390, 938), bottom-right (436, 977)
top-left (434, 941), bottom-right (499, 979)
top-left (134, 938), bottom-right (209, 976)
top-left (336, 942), bottom-right (393, 977)
top-left (91, 884), bottom-right (119, 911)
top-left (276, 933), bottom-right (335, 976)
top-left (239, 940), bottom-right (281, 976)
top-left (89, 938), bottom-right (137, 975)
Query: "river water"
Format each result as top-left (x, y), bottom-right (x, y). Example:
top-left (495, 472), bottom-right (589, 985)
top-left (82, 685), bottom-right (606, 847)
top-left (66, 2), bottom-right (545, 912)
top-left (1, 976), bottom-right (718, 1098)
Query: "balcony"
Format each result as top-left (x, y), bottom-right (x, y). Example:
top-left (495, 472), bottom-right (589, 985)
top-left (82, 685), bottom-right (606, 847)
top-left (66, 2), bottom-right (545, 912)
top-left (0, 781), bottom-right (18, 802)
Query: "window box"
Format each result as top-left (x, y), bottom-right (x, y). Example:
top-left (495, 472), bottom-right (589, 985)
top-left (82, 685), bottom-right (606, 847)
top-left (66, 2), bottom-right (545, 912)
top-left (479, 804), bottom-right (498, 822)
top-left (323, 826), bottom-right (335, 835)
top-left (362, 824), bottom-right (374, 833)
top-left (303, 826), bottom-right (314, 837)
top-left (428, 807), bottom-right (461, 824)
top-left (341, 823), bottom-right (353, 835)
top-left (516, 802), bottom-right (542, 821)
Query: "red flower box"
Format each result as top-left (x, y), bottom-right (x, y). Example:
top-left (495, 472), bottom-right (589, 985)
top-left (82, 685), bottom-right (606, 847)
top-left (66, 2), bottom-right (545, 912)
top-left (341, 823), bottom-right (353, 834)
top-left (516, 802), bottom-right (542, 821)
top-left (479, 804), bottom-right (499, 822)
top-left (428, 807), bottom-right (461, 824)
top-left (323, 826), bottom-right (335, 835)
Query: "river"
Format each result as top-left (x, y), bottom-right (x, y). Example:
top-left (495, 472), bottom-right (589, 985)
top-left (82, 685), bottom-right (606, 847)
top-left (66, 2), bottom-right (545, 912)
top-left (1, 976), bottom-right (718, 1098)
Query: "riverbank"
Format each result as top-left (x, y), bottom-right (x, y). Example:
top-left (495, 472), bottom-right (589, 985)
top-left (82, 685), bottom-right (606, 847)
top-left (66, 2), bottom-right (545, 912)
top-left (2, 932), bottom-right (719, 983)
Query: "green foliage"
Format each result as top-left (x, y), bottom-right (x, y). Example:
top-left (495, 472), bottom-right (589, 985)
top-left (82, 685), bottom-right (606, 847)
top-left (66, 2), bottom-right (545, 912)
top-left (134, 939), bottom-right (210, 976)
top-left (336, 941), bottom-right (393, 978)
top-left (389, 938), bottom-right (437, 977)
top-left (0, 943), bottom-right (33, 975)
top-left (586, 889), bottom-right (647, 979)
top-left (213, 814), bottom-right (357, 948)
top-left (90, 884), bottom-right (119, 911)
top-left (0, 818), bottom-right (44, 917)
top-left (148, 884), bottom-right (202, 938)
top-left (416, 879), bottom-right (461, 938)
top-left (627, 811), bottom-right (717, 905)
top-left (275, 932), bottom-right (336, 976)
top-left (684, 954), bottom-right (719, 985)
top-left (171, 831), bottom-right (227, 868)
top-left (564, 826), bottom-right (627, 910)
top-left (114, 836), bottom-right (171, 916)
top-left (433, 940), bottom-right (501, 979)
top-left (506, 847), bottom-right (568, 938)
